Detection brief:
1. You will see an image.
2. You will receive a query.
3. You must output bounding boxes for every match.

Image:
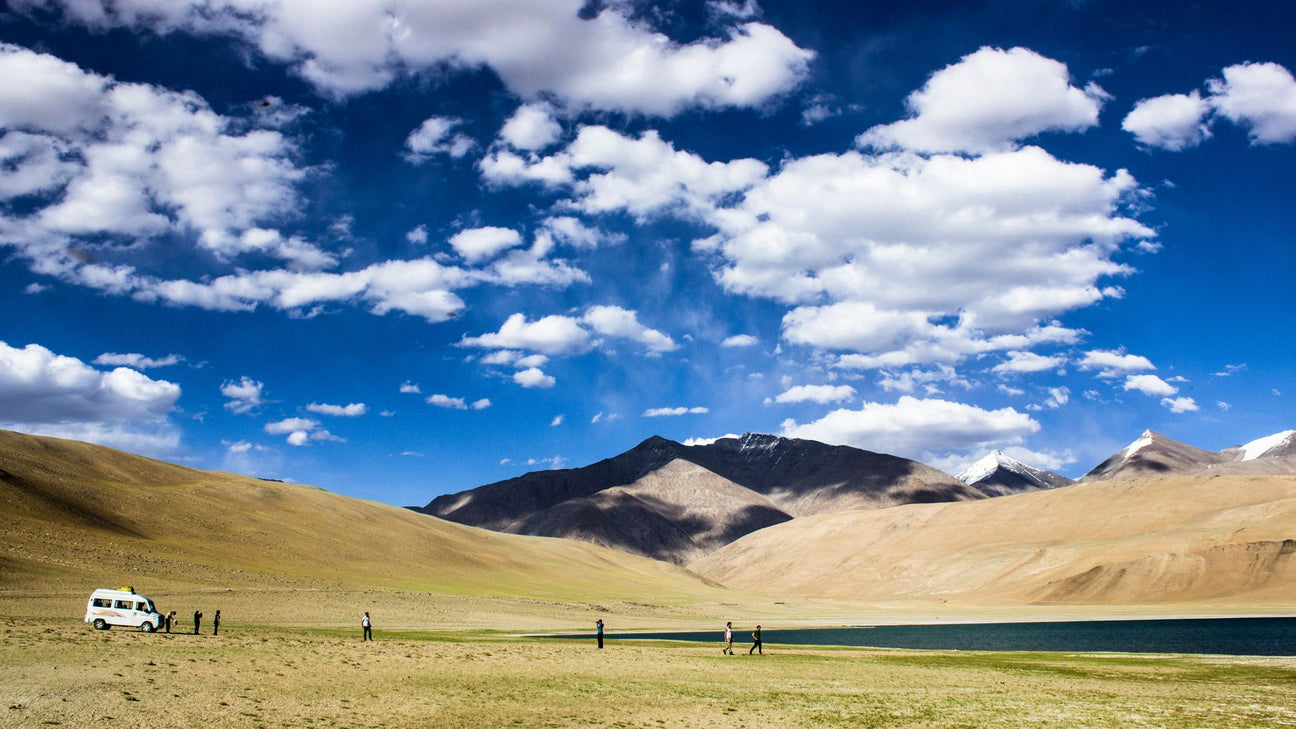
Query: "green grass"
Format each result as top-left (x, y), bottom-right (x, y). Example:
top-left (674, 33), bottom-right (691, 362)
top-left (4, 617), bottom-right (1295, 729)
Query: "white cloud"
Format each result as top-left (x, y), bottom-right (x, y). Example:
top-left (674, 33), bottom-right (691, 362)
top-left (1207, 62), bottom-right (1296, 144)
top-left (264, 416), bottom-right (341, 445)
top-left (1124, 374), bottom-right (1178, 397)
top-left (499, 103), bottom-right (562, 150)
top-left (404, 116), bottom-right (475, 161)
top-left (550, 414), bottom-right (564, 427)
top-left (0, 340), bottom-right (181, 454)
top-left (772, 384), bottom-right (856, 404)
top-left (426, 394), bottom-right (468, 410)
top-left (541, 216), bottom-right (623, 250)
top-left (1122, 91), bottom-right (1213, 150)
top-left (449, 226), bottom-right (523, 263)
top-left (461, 307), bottom-right (676, 358)
top-left (1078, 349), bottom-right (1155, 378)
top-left (514, 367), bottom-right (556, 389)
top-left (221, 376), bottom-right (266, 414)
top-left (780, 396), bottom-right (1039, 461)
top-left (400, 381), bottom-right (421, 394)
top-left (644, 406), bottom-right (709, 417)
top-left (471, 398), bottom-right (492, 410)
top-left (19, 1), bottom-right (813, 115)
top-left (992, 351), bottom-right (1064, 375)
top-left (858, 46), bottom-right (1106, 154)
top-left (461, 313), bottom-right (593, 355)
top-left (406, 225), bottom-right (429, 245)
top-left (582, 305), bottom-right (678, 354)
top-left (306, 402), bottom-right (367, 417)
top-left (722, 334), bottom-right (758, 348)
top-left (1161, 396), bottom-right (1199, 413)
top-left (93, 352), bottom-right (184, 369)
top-left (0, 43), bottom-right (324, 275)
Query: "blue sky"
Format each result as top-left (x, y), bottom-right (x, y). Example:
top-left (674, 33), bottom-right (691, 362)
top-left (1, 0), bottom-right (1292, 506)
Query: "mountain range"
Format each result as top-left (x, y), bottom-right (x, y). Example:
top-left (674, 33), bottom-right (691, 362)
top-left (418, 433), bottom-right (981, 563)
top-left (421, 428), bottom-right (1296, 564)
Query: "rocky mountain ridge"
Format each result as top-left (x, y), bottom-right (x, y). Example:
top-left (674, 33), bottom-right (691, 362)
top-left (419, 433), bottom-right (981, 563)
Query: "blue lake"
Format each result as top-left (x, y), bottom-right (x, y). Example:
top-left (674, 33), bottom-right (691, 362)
top-left (583, 617), bottom-right (1296, 656)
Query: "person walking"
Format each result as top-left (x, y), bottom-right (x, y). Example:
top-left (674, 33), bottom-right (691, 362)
top-left (748, 625), bottom-right (763, 656)
top-left (362, 612), bottom-right (372, 641)
top-left (193, 610), bottom-right (203, 635)
top-left (213, 610), bottom-right (221, 636)
top-left (595, 619), bottom-right (604, 649)
top-left (723, 622), bottom-right (734, 654)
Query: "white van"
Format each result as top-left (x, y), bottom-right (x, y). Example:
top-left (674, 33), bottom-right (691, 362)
top-left (85, 588), bottom-right (163, 632)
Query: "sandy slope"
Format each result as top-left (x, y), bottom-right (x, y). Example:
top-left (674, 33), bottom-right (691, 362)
top-left (691, 473), bottom-right (1296, 607)
top-left (0, 429), bottom-right (737, 627)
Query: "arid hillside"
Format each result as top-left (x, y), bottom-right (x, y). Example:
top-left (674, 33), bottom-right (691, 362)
top-left (691, 472), bottom-right (1296, 607)
top-left (0, 429), bottom-right (732, 626)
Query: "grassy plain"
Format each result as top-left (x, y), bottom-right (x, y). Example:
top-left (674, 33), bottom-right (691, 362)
top-left (5, 615), bottom-right (1296, 729)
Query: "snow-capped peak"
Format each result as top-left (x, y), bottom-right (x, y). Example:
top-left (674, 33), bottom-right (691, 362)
top-left (1237, 430), bottom-right (1296, 461)
top-left (957, 450), bottom-right (1017, 484)
top-left (1122, 430), bottom-right (1157, 460)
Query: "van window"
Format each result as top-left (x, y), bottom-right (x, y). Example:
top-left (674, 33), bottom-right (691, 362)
top-left (93, 598), bottom-right (112, 608)
top-left (115, 600), bottom-right (133, 609)
top-left (135, 602), bottom-right (148, 611)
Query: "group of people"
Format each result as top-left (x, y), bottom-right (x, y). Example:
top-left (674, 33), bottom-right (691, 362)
top-left (160, 609), bottom-right (220, 635)
top-left (722, 621), bottom-right (762, 655)
top-left (592, 619), bottom-right (764, 654)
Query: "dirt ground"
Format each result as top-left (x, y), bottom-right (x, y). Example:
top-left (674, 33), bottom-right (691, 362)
top-left (5, 614), bottom-right (1296, 729)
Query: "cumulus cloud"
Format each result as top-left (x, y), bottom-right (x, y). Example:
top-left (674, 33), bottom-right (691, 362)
top-left (426, 394), bottom-right (469, 410)
top-left (461, 307), bottom-right (676, 359)
top-left (780, 396), bottom-right (1039, 461)
top-left (264, 416), bottom-right (341, 445)
top-left (1122, 91), bottom-right (1213, 150)
top-left (1078, 349), bottom-right (1156, 378)
top-left (93, 352), bottom-right (184, 369)
top-left (1124, 374), bottom-right (1178, 397)
top-left (644, 406), bottom-right (709, 417)
top-left (15, 1), bottom-right (813, 115)
top-left (992, 351), bottom-right (1064, 375)
top-left (221, 376), bottom-right (266, 414)
top-left (306, 402), bottom-right (367, 417)
top-left (1207, 62), bottom-right (1296, 144)
top-left (404, 116), bottom-right (476, 161)
top-left (0, 44), bottom-right (320, 270)
top-left (514, 367), bottom-right (556, 389)
top-left (772, 384), bottom-right (857, 404)
top-left (499, 103), bottom-right (563, 150)
top-left (1123, 61), bottom-right (1296, 149)
top-left (449, 226), bottom-right (524, 263)
top-left (0, 341), bottom-right (181, 454)
top-left (1161, 396), bottom-right (1199, 413)
top-left (722, 334), bottom-right (758, 348)
top-left (858, 46), bottom-right (1106, 154)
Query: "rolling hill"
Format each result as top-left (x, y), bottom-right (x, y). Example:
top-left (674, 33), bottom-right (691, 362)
top-left (0, 428), bottom-right (731, 626)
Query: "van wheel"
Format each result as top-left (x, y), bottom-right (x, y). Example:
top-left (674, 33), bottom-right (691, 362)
top-left (141, 620), bottom-right (156, 633)
top-left (93, 619), bottom-right (107, 630)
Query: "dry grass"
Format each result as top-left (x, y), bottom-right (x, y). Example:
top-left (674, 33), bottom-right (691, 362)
top-left (4, 615), bottom-right (1296, 729)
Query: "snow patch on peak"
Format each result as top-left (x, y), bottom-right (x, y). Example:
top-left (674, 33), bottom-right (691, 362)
top-left (738, 432), bottom-right (783, 450)
top-left (957, 450), bottom-right (1014, 484)
top-left (1123, 431), bottom-right (1156, 460)
top-left (1239, 430), bottom-right (1296, 461)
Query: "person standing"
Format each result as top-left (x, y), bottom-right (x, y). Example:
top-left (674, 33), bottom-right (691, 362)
top-left (749, 625), bottom-right (763, 655)
top-left (723, 622), bottom-right (734, 654)
top-left (193, 610), bottom-right (203, 635)
top-left (362, 612), bottom-right (372, 641)
top-left (213, 610), bottom-right (221, 636)
top-left (595, 619), bottom-right (604, 649)
top-left (164, 611), bottom-right (174, 633)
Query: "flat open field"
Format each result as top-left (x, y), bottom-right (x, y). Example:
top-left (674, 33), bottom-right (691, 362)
top-left (5, 614), bottom-right (1296, 729)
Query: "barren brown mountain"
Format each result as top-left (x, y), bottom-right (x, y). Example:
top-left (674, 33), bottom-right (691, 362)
top-left (422, 433), bottom-right (981, 561)
top-left (691, 472), bottom-right (1296, 607)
